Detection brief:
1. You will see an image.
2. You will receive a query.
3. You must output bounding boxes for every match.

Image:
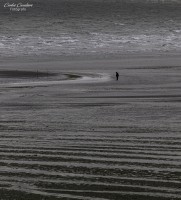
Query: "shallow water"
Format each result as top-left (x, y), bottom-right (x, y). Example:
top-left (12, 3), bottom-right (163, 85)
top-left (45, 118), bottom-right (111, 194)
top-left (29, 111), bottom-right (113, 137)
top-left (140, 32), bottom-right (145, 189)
top-left (0, 59), bottom-right (181, 199)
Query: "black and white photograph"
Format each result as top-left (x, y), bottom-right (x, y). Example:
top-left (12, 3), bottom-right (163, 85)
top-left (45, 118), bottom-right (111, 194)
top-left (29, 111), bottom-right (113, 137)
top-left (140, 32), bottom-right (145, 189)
top-left (0, 0), bottom-right (181, 199)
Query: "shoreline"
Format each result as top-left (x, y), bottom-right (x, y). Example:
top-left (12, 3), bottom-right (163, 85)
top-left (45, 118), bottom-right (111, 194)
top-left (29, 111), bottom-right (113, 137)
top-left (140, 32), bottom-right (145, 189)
top-left (1, 51), bottom-right (181, 63)
top-left (0, 52), bottom-right (181, 75)
top-left (0, 51), bottom-right (180, 88)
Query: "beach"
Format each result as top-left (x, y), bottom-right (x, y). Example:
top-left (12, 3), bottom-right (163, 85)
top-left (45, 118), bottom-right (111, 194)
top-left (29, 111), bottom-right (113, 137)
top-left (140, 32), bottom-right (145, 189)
top-left (0, 54), bottom-right (181, 199)
top-left (1, 0), bottom-right (181, 199)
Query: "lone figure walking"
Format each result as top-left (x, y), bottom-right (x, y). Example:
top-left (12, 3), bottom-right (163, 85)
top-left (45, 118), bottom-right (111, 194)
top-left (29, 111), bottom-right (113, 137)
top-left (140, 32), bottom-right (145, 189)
top-left (116, 72), bottom-right (119, 81)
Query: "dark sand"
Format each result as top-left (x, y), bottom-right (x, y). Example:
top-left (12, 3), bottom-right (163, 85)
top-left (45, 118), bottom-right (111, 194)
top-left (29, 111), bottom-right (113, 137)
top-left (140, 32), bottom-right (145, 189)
top-left (0, 54), bottom-right (181, 199)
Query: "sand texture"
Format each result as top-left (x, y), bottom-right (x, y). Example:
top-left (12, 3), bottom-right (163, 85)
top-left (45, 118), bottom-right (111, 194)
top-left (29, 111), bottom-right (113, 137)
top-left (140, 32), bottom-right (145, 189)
top-left (0, 54), bottom-right (181, 199)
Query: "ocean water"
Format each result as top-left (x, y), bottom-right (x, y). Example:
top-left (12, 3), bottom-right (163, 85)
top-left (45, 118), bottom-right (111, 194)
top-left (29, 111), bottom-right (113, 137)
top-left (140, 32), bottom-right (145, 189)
top-left (0, 0), bottom-right (181, 57)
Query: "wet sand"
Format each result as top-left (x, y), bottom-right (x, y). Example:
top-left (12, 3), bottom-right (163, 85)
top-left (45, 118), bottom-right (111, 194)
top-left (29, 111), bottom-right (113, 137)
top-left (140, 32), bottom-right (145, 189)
top-left (0, 54), bottom-right (181, 199)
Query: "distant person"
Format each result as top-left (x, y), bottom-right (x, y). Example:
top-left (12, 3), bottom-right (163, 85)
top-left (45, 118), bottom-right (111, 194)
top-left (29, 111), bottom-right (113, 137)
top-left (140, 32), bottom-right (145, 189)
top-left (116, 72), bottom-right (119, 81)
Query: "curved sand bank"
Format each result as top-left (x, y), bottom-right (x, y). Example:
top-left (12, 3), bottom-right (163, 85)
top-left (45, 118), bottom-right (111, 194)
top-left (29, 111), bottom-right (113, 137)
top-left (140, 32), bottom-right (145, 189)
top-left (0, 70), bottom-right (111, 88)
